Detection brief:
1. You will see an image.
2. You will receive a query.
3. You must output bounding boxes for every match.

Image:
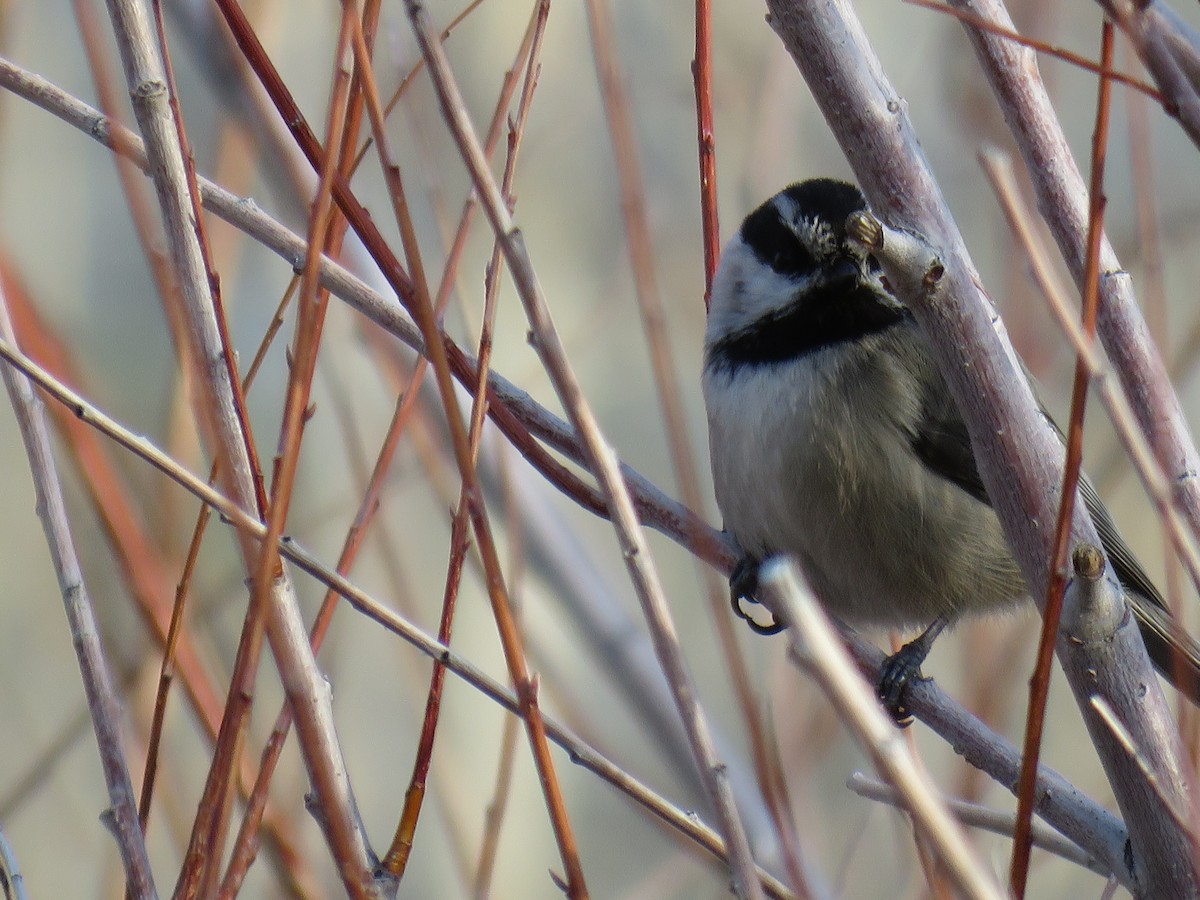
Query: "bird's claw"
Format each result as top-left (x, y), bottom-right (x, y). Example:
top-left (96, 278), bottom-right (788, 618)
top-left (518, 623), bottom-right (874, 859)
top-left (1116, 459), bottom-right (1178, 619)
top-left (729, 557), bottom-right (785, 635)
top-left (876, 616), bottom-right (947, 725)
top-left (877, 648), bottom-right (927, 726)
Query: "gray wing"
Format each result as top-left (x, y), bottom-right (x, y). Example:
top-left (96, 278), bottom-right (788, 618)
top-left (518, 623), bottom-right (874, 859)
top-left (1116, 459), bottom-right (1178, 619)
top-left (907, 375), bottom-right (989, 505)
top-left (907, 374), bottom-right (1200, 701)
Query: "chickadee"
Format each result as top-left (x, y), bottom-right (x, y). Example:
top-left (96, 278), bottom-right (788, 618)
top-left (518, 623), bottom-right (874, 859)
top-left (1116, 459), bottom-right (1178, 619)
top-left (702, 178), bottom-right (1200, 715)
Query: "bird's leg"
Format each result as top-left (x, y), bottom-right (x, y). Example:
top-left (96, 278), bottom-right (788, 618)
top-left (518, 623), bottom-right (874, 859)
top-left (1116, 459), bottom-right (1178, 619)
top-left (729, 556), bottom-right (785, 635)
top-left (878, 615), bottom-right (949, 724)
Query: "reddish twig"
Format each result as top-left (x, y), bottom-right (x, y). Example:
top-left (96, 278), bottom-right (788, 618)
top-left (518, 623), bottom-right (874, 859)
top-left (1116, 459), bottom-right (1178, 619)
top-left (141, 277), bottom-right (298, 873)
top-left (473, 707), bottom-right (522, 897)
top-left (361, 3), bottom-right (590, 893)
top-left (220, 9), bottom-right (550, 882)
top-left (692, 0), bottom-right (719, 302)
top-left (402, 1), bottom-right (764, 895)
top-left (381, 0), bottom-right (550, 878)
top-left (1011, 22), bottom-right (1113, 896)
top-left (98, 0), bottom-right (377, 893)
top-left (908, 0), bottom-right (1161, 101)
top-left (350, 0), bottom-right (487, 175)
top-left (209, 0), bottom-right (416, 302)
top-left (188, 9), bottom-right (359, 895)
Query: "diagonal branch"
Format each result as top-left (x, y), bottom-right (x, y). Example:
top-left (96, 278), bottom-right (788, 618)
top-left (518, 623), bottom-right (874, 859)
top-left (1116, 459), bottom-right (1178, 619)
top-left (765, 0), bottom-right (1196, 894)
top-left (0, 281), bottom-right (156, 897)
top-left (97, 1), bottom-right (376, 894)
top-left (401, 2), bottom-right (765, 897)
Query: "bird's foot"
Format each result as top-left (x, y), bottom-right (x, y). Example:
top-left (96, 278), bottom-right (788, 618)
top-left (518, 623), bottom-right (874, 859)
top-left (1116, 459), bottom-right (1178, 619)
top-left (877, 616), bottom-right (949, 726)
top-left (878, 644), bottom-right (928, 726)
top-left (729, 556), bottom-right (784, 635)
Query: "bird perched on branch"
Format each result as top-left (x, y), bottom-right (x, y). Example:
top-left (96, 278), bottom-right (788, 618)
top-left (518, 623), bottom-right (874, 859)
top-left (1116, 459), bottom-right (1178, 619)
top-left (701, 177), bottom-right (1200, 717)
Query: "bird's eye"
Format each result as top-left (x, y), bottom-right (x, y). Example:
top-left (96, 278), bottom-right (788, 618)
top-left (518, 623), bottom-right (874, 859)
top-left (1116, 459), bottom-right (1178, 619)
top-left (740, 205), bottom-right (818, 276)
top-left (771, 245), bottom-right (811, 272)
top-left (866, 254), bottom-right (882, 272)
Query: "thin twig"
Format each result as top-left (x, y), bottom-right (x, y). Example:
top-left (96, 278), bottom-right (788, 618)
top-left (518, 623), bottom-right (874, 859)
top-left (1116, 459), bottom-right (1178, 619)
top-left (692, 0), bottom-right (719, 302)
top-left (97, 0), bottom-right (377, 893)
top-left (219, 5), bottom-right (549, 886)
top-left (473, 691), bottom-right (522, 898)
top-left (907, 0), bottom-right (1161, 100)
top-left (847, 773), bottom-right (1109, 877)
top-left (762, 561), bottom-right (1005, 900)
top-left (205, 9), bottom-right (357, 892)
top-left (208, 0), bottom-right (417, 302)
top-left (369, 5), bottom-right (590, 894)
top-left (402, 3), bottom-right (765, 896)
top-left (0, 282), bottom-right (156, 897)
top-left (1012, 22), bottom-right (1114, 898)
top-left (373, 0), bottom-right (547, 875)
top-left (349, 0), bottom-right (488, 175)
top-left (584, 0), bottom-right (799, 884)
top-left (0, 822), bottom-right (28, 900)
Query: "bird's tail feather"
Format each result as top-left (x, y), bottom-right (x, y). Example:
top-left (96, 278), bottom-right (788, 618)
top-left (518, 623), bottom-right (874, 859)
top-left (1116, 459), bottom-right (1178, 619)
top-left (1132, 596), bottom-right (1200, 704)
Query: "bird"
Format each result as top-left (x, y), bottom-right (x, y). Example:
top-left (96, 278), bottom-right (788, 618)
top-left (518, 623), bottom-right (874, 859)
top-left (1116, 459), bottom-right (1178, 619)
top-left (700, 177), bottom-right (1200, 717)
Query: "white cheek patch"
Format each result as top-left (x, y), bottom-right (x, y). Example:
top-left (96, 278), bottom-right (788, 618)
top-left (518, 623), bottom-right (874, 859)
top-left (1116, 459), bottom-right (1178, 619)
top-left (772, 192), bottom-right (800, 228)
top-left (706, 245), bottom-right (823, 350)
top-left (734, 252), bottom-right (818, 313)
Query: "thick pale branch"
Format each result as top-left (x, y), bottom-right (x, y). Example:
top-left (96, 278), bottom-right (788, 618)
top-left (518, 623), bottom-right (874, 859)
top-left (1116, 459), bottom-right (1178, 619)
top-left (96, 1), bottom-right (376, 893)
top-left (1099, 0), bottom-right (1200, 149)
top-left (956, 0), bottom-right (1200, 597)
top-left (766, 0), bottom-right (1196, 894)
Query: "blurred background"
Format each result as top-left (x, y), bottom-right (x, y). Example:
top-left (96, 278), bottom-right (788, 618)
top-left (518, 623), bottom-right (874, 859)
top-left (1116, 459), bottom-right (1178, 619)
top-left (2, 0), bottom-right (1200, 896)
